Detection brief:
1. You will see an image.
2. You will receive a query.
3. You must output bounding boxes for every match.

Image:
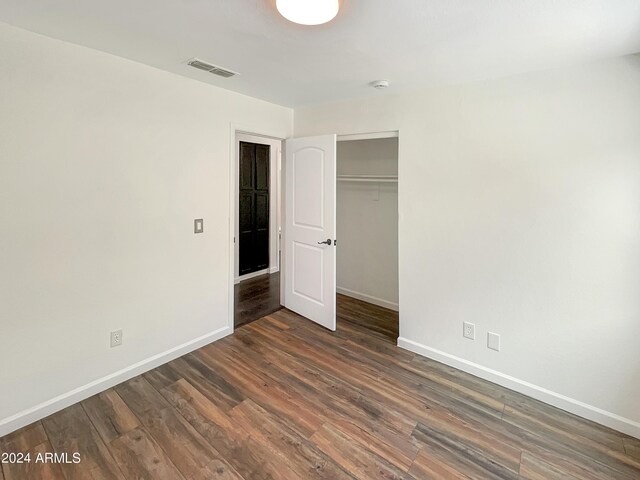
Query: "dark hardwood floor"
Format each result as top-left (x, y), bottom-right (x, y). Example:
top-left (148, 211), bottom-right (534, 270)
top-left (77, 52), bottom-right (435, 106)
top-left (2, 295), bottom-right (640, 479)
top-left (234, 272), bottom-right (281, 328)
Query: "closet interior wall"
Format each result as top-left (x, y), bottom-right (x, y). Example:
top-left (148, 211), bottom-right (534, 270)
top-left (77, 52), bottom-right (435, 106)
top-left (336, 137), bottom-right (399, 311)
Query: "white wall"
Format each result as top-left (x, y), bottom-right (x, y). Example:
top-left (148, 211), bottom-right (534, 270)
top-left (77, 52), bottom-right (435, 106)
top-left (337, 138), bottom-right (398, 310)
top-left (295, 56), bottom-right (640, 438)
top-left (234, 133), bottom-right (282, 282)
top-left (0, 22), bottom-right (292, 435)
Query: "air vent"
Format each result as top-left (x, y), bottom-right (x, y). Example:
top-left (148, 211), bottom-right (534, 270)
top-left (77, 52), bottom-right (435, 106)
top-left (187, 58), bottom-right (238, 78)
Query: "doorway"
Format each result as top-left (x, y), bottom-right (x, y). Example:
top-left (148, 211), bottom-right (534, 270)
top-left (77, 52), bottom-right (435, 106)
top-left (234, 132), bottom-right (283, 328)
top-left (281, 131), bottom-right (399, 339)
top-left (335, 134), bottom-right (399, 341)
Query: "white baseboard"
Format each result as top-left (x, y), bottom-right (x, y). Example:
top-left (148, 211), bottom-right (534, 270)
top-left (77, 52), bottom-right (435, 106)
top-left (397, 337), bottom-right (640, 440)
top-left (234, 267), bottom-right (278, 285)
top-left (0, 326), bottom-right (231, 437)
top-left (337, 287), bottom-right (399, 311)
top-left (236, 269), bottom-right (269, 284)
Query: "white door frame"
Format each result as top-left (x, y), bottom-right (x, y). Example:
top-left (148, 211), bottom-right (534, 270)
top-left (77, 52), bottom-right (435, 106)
top-left (335, 129), bottom-right (400, 313)
top-left (281, 129), bottom-right (400, 325)
top-left (228, 124), bottom-right (285, 334)
top-left (337, 130), bottom-right (399, 142)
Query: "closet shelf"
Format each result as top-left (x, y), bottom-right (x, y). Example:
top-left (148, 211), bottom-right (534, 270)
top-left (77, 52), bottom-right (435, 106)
top-left (337, 174), bottom-right (398, 183)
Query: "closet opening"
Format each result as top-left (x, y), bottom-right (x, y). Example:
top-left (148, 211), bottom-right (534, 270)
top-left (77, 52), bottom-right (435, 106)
top-left (336, 134), bottom-right (399, 342)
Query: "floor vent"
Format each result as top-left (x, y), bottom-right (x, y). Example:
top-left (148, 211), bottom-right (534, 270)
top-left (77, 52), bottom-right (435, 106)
top-left (187, 58), bottom-right (238, 78)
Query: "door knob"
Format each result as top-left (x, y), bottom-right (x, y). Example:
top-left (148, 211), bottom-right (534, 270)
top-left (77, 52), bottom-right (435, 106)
top-left (317, 239), bottom-right (332, 245)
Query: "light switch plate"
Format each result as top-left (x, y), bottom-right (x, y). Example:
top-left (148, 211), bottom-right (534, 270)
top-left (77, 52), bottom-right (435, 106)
top-left (194, 218), bottom-right (204, 234)
top-left (488, 332), bottom-right (501, 351)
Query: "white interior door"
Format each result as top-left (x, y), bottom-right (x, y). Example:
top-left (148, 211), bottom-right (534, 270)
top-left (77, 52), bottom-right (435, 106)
top-left (284, 134), bottom-right (336, 330)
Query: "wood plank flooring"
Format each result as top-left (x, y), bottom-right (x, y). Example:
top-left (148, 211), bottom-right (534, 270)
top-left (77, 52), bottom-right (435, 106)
top-left (234, 272), bottom-right (281, 328)
top-left (2, 294), bottom-right (640, 479)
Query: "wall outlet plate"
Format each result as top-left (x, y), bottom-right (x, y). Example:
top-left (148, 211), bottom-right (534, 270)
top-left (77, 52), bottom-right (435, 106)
top-left (194, 218), bottom-right (204, 234)
top-left (488, 332), bottom-right (501, 351)
top-left (110, 329), bottom-right (123, 348)
top-left (463, 322), bottom-right (475, 340)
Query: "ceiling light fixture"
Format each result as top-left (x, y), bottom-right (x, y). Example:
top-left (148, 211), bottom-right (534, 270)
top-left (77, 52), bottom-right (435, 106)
top-left (276, 0), bottom-right (340, 26)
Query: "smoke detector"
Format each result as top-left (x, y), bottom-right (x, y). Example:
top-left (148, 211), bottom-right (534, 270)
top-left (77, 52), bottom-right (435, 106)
top-left (370, 80), bottom-right (389, 90)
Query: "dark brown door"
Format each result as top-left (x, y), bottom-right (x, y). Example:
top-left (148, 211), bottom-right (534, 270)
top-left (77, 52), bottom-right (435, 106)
top-left (239, 141), bottom-right (270, 276)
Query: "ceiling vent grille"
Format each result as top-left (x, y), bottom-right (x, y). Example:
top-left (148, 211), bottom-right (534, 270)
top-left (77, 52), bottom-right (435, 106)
top-left (187, 58), bottom-right (238, 78)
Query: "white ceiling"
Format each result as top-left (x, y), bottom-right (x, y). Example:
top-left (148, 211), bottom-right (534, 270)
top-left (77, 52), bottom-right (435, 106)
top-left (1, 0), bottom-right (639, 107)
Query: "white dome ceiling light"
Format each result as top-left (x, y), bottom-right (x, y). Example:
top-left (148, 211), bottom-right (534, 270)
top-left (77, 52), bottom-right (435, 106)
top-left (276, 0), bottom-right (340, 26)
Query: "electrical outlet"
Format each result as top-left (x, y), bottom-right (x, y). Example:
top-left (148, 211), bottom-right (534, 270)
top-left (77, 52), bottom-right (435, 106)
top-left (488, 332), bottom-right (501, 351)
top-left (110, 330), bottom-right (123, 348)
top-left (463, 322), bottom-right (475, 340)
